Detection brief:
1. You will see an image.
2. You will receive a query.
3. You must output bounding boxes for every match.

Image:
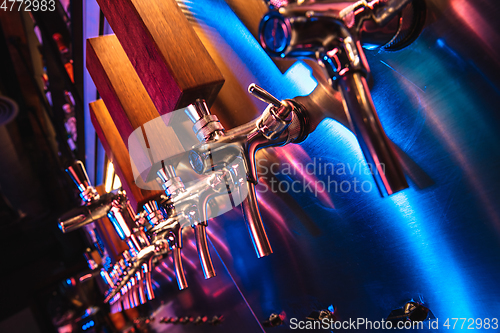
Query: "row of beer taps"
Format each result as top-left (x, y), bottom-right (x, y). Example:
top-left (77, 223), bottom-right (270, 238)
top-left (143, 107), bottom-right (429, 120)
top-left (58, 0), bottom-right (425, 312)
top-left (59, 83), bottom-right (312, 311)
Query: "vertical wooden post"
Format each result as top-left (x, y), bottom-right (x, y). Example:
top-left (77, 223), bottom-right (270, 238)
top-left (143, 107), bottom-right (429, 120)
top-left (95, 0), bottom-right (225, 113)
top-left (89, 99), bottom-right (162, 212)
top-left (87, 35), bottom-right (187, 187)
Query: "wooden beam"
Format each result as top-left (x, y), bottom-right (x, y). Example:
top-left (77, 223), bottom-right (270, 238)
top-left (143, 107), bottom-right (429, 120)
top-left (95, 0), bottom-right (224, 113)
top-left (89, 99), bottom-right (163, 212)
top-left (223, 0), bottom-right (296, 73)
top-left (86, 35), bottom-right (186, 183)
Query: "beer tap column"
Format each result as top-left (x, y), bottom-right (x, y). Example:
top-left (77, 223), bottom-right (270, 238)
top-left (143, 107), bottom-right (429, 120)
top-left (184, 87), bottom-right (309, 258)
top-left (157, 165), bottom-right (217, 279)
top-left (258, 1), bottom-right (411, 196)
top-left (59, 160), bottom-right (116, 232)
top-left (144, 199), bottom-right (188, 290)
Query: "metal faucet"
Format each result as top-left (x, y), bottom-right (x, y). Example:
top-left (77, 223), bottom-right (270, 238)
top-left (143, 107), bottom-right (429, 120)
top-left (104, 241), bottom-right (163, 304)
top-left (257, 0), bottom-right (425, 196)
top-left (183, 87), bottom-right (309, 258)
top-left (144, 199), bottom-right (188, 290)
top-left (104, 197), bottom-right (190, 303)
top-left (104, 195), bottom-right (159, 306)
top-left (104, 162), bottom-right (248, 303)
top-left (157, 165), bottom-right (219, 280)
top-left (58, 160), bottom-right (118, 232)
top-left (102, 86), bottom-right (310, 301)
top-left (58, 162), bottom-right (158, 309)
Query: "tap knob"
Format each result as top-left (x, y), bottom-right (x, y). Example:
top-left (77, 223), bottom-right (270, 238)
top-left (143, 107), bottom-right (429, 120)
top-left (157, 166), bottom-right (185, 197)
top-left (107, 193), bottom-right (136, 240)
top-left (249, 84), bottom-right (293, 140)
top-left (192, 221), bottom-right (216, 279)
top-left (66, 160), bottom-right (91, 190)
top-left (185, 100), bottom-right (224, 142)
top-left (185, 99), bottom-right (211, 122)
top-left (143, 200), bottom-right (164, 227)
top-left (248, 83), bottom-right (281, 108)
top-left (249, 83), bottom-right (292, 120)
top-left (66, 160), bottom-right (99, 203)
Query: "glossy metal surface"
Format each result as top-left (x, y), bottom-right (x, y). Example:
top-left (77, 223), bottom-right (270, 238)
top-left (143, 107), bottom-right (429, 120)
top-left (259, 0), bottom-right (411, 196)
top-left (82, 0), bottom-right (500, 331)
top-left (136, 0), bottom-right (500, 331)
top-left (66, 160), bottom-right (99, 203)
top-left (58, 194), bottom-right (114, 233)
top-left (58, 161), bottom-right (118, 233)
top-left (193, 223), bottom-right (217, 279)
top-left (179, 89), bottom-right (308, 259)
top-left (337, 72), bottom-right (407, 195)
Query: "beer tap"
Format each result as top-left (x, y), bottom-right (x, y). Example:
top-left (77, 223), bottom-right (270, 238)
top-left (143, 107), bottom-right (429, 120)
top-left (104, 242), bottom-right (161, 303)
top-left (104, 198), bottom-right (191, 303)
top-left (156, 164), bottom-right (233, 280)
top-left (58, 160), bottom-right (117, 232)
top-left (144, 200), bottom-right (188, 290)
top-left (183, 88), bottom-right (309, 258)
top-left (258, 0), bottom-right (426, 196)
top-left (103, 197), bottom-right (158, 306)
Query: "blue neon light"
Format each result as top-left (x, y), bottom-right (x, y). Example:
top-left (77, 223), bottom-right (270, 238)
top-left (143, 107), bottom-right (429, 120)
top-left (82, 320), bottom-right (94, 330)
top-left (178, 0), bottom-right (316, 100)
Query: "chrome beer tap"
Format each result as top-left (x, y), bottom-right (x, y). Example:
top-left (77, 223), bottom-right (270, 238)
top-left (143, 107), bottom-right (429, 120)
top-left (103, 210), bottom-right (158, 306)
top-left (258, 0), bottom-right (426, 195)
top-left (103, 199), bottom-right (190, 303)
top-left (104, 241), bottom-right (163, 303)
top-left (184, 88), bottom-right (309, 258)
top-left (156, 164), bottom-right (237, 280)
top-left (144, 199), bottom-right (188, 290)
top-left (59, 160), bottom-right (117, 232)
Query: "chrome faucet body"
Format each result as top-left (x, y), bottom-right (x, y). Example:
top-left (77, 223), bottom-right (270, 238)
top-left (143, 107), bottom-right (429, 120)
top-left (184, 85), bottom-right (310, 258)
top-left (59, 160), bottom-right (120, 232)
top-left (103, 89), bottom-right (311, 302)
top-left (158, 163), bottom-right (246, 278)
top-left (258, 0), bottom-right (425, 195)
top-left (60, 162), bottom-right (162, 309)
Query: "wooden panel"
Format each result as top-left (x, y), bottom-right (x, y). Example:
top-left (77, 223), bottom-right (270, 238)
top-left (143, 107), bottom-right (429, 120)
top-left (95, 0), bottom-right (224, 112)
top-left (224, 0), bottom-right (268, 42)
top-left (87, 35), bottom-right (161, 142)
top-left (90, 99), bottom-right (163, 212)
top-left (223, 0), bottom-right (296, 73)
top-left (86, 35), bottom-right (186, 182)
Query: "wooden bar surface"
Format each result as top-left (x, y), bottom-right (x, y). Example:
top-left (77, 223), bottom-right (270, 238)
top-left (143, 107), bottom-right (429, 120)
top-left (95, 0), bottom-right (224, 112)
top-left (90, 99), bottom-right (163, 212)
